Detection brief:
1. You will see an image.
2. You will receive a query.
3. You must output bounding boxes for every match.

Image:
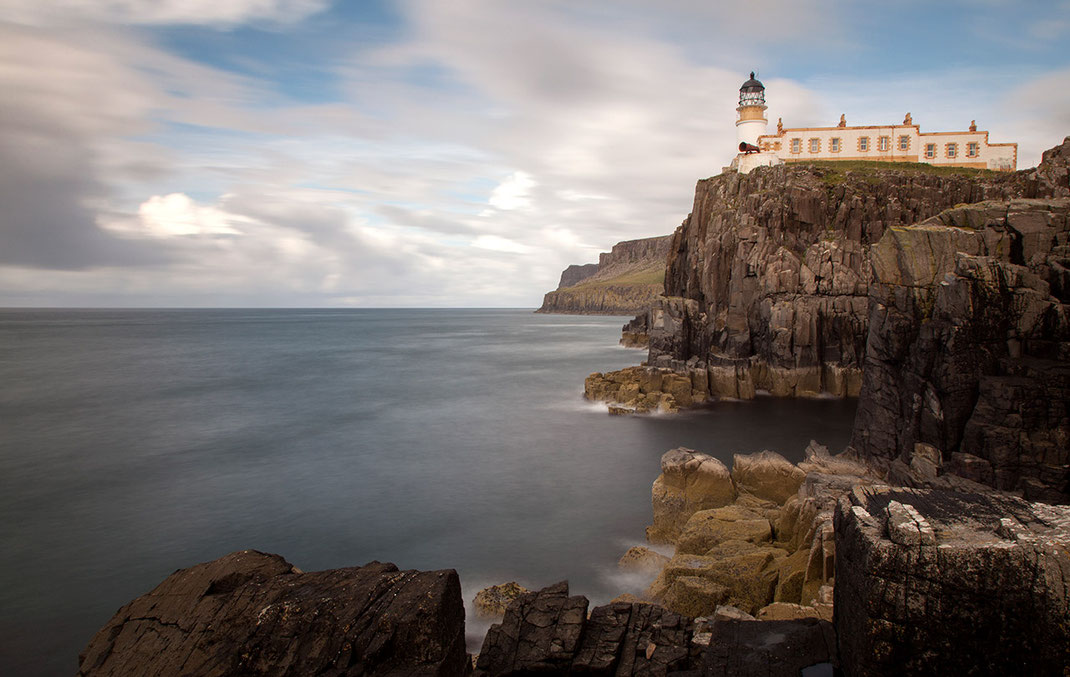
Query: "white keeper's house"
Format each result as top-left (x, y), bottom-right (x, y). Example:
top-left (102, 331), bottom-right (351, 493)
top-left (730, 72), bottom-right (1018, 174)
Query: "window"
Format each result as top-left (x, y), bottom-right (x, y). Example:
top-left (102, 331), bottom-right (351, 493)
top-left (898, 135), bottom-right (910, 151)
top-left (967, 142), bottom-right (980, 158)
top-left (878, 136), bottom-right (890, 151)
top-left (809, 138), bottom-right (820, 153)
top-left (791, 138), bottom-right (801, 154)
top-left (947, 143), bottom-right (958, 158)
top-left (830, 138), bottom-right (841, 153)
top-left (858, 136), bottom-right (870, 152)
top-left (925, 143), bottom-right (936, 159)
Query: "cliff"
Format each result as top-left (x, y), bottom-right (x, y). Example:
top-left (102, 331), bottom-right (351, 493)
top-left (850, 196), bottom-right (1070, 503)
top-left (537, 235), bottom-right (671, 315)
top-left (648, 159), bottom-right (1060, 398)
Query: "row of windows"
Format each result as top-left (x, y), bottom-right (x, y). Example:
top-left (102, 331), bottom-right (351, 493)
top-left (924, 142), bottom-right (980, 159)
top-left (789, 136), bottom-right (981, 159)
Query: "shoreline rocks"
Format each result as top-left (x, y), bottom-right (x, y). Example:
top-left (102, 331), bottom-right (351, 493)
top-left (638, 445), bottom-right (872, 619)
top-left (78, 551), bottom-right (470, 677)
top-left (835, 485), bottom-right (1070, 676)
top-left (473, 582), bottom-right (530, 621)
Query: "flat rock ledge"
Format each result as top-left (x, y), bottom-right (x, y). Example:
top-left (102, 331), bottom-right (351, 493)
top-left (78, 550), bottom-right (469, 677)
top-left (836, 485), bottom-right (1070, 676)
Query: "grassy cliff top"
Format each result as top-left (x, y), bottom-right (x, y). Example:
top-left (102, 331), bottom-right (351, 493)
top-left (569, 264), bottom-right (665, 289)
top-left (803, 160), bottom-right (1002, 185)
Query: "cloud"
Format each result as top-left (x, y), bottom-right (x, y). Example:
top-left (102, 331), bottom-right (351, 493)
top-left (487, 172), bottom-right (535, 211)
top-left (0, 0), bottom-right (329, 27)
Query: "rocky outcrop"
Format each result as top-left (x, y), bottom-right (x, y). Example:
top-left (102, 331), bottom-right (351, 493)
top-left (641, 445), bottom-right (876, 618)
top-left (598, 138), bottom-right (1070, 405)
top-left (648, 448), bottom-right (737, 543)
top-left (850, 197), bottom-right (1070, 502)
top-left (474, 582), bottom-right (701, 676)
top-left (78, 551), bottom-right (469, 676)
top-left (835, 485), bottom-right (1070, 676)
top-left (618, 546), bottom-right (670, 576)
top-left (557, 263), bottom-right (599, 289)
top-left (537, 235), bottom-right (670, 315)
top-left (473, 582), bottom-right (530, 621)
top-left (619, 313), bottom-right (649, 348)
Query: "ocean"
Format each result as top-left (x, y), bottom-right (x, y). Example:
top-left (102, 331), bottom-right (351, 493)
top-left (0, 309), bottom-right (857, 675)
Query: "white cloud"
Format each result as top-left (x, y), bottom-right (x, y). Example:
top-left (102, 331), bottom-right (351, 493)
top-left (487, 171), bottom-right (535, 211)
top-left (127, 193), bottom-right (247, 237)
top-left (0, 0), bottom-right (329, 26)
top-left (472, 235), bottom-right (532, 254)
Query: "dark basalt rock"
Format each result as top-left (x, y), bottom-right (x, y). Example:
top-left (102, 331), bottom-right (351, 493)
top-left (474, 582), bottom-right (701, 676)
top-left (850, 197), bottom-right (1070, 502)
top-left (834, 485), bottom-right (1070, 677)
top-left (78, 550), bottom-right (470, 677)
top-left (645, 137), bottom-right (1070, 401)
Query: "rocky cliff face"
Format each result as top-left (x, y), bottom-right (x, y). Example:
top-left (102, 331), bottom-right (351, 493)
top-left (850, 197), bottom-right (1070, 502)
top-left (537, 235), bottom-right (670, 315)
top-left (646, 147), bottom-right (1069, 399)
top-left (835, 485), bottom-right (1070, 676)
top-left (557, 263), bottom-right (599, 289)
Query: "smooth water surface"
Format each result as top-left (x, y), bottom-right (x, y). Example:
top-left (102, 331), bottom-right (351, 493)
top-left (0, 309), bottom-right (857, 675)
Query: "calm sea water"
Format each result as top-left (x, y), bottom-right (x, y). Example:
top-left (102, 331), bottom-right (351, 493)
top-left (0, 309), bottom-right (857, 675)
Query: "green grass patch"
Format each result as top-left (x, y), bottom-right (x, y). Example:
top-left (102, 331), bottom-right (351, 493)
top-left (802, 160), bottom-right (1000, 186)
top-left (571, 266), bottom-right (665, 289)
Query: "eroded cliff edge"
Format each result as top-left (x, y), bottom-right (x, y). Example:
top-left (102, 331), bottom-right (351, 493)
top-left (537, 235), bottom-right (670, 315)
top-left (649, 154), bottom-right (1066, 398)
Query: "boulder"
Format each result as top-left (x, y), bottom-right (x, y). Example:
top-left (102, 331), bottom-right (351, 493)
top-left (617, 545), bottom-right (670, 577)
top-left (648, 546), bottom-right (787, 616)
top-left (675, 506), bottom-right (773, 555)
top-left (78, 551), bottom-right (469, 677)
top-left (473, 581), bottom-right (530, 620)
top-left (648, 448), bottom-right (736, 543)
top-left (731, 450), bottom-right (806, 504)
top-left (474, 582), bottom-right (700, 676)
top-left (835, 486), bottom-right (1070, 676)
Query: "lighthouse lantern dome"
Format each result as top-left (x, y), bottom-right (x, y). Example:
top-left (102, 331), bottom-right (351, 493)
top-left (739, 72), bottom-right (765, 107)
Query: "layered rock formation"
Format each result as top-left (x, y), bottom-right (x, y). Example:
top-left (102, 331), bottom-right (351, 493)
top-left (537, 235), bottom-right (670, 315)
top-left (78, 551), bottom-right (469, 677)
top-left (474, 581), bottom-right (701, 676)
top-left (835, 485), bottom-right (1070, 676)
top-left (556, 263), bottom-right (599, 289)
top-left (587, 138), bottom-right (1070, 411)
top-left (850, 197), bottom-right (1070, 502)
top-left (640, 445), bottom-right (869, 619)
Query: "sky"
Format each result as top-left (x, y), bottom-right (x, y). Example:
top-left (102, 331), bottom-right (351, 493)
top-left (1, 0), bottom-right (1069, 308)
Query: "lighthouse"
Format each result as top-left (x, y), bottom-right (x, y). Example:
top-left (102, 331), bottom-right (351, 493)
top-left (736, 72), bottom-right (768, 146)
top-left (730, 72), bottom-right (782, 174)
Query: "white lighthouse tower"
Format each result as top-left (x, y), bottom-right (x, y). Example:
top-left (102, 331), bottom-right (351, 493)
top-left (730, 72), bottom-right (782, 174)
top-left (736, 72), bottom-right (768, 146)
